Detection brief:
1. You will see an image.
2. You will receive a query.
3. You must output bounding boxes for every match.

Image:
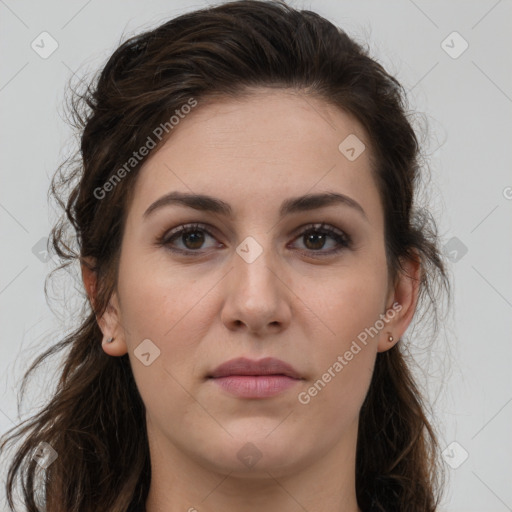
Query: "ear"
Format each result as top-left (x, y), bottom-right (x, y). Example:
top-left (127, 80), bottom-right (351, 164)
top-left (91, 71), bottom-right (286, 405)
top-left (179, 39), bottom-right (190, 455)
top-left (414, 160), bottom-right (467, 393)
top-left (81, 257), bottom-right (128, 357)
top-left (377, 250), bottom-right (421, 353)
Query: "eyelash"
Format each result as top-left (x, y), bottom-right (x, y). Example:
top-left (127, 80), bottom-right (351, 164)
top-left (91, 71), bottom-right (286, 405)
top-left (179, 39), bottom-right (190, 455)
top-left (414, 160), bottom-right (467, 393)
top-left (157, 222), bottom-right (352, 258)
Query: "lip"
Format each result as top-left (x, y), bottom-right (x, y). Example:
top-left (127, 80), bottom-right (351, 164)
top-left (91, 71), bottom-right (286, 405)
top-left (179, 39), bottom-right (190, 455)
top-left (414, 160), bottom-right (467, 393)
top-left (207, 357), bottom-right (303, 399)
top-left (208, 357), bottom-right (302, 379)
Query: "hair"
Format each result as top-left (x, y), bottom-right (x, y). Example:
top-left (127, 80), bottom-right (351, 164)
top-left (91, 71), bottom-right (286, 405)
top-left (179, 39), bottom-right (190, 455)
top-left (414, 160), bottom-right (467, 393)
top-left (1, 1), bottom-right (451, 511)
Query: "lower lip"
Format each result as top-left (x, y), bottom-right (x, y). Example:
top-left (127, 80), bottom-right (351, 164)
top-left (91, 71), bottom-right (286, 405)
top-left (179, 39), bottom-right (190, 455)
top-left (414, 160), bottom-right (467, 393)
top-left (209, 375), bottom-right (300, 398)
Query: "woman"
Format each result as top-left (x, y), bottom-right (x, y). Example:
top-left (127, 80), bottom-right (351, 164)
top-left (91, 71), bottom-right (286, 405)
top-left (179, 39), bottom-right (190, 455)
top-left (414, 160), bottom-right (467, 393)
top-left (1, 1), bottom-right (450, 511)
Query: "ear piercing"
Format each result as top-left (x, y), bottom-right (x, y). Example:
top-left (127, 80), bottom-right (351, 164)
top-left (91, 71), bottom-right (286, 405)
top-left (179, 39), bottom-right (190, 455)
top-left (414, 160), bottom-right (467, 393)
top-left (105, 337), bottom-right (114, 344)
top-left (388, 335), bottom-right (394, 343)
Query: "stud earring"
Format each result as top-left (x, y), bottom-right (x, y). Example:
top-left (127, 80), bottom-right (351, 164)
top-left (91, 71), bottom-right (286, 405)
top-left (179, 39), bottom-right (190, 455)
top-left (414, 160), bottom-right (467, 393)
top-left (388, 335), bottom-right (394, 343)
top-left (105, 337), bottom-right (114, 344)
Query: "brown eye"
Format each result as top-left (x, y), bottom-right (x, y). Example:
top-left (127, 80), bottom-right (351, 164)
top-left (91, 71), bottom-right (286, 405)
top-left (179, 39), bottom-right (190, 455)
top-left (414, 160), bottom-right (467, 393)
top-left (158, 222), bottom-right (351, 258)
top-left (180, 230), bottom-right (206, 250)
top-left (292, 223), bottom-right (351, 256)
top-left (303, 231), bottom-right (328, 250)
top-left (160, 223), bottom-right (220, 254)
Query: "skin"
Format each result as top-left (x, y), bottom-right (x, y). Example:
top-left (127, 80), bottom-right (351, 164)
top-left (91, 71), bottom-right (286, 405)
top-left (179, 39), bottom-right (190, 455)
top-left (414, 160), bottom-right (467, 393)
top-left (82, 88), bottom-right (420, 512)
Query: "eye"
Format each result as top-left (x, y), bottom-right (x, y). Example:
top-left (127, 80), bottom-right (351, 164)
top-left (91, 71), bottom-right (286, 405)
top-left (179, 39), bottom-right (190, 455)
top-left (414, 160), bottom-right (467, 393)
top-left (290, 223), bottom-right (351, 257)
top-left (158, 223), bottom-right (221, 254)
top-left (157, 222), bottom-right (351, 257)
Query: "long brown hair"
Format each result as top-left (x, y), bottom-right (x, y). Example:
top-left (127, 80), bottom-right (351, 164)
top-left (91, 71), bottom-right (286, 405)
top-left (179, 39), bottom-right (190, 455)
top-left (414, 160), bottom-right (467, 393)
top-left (1, 1), bottom-right (450, 510)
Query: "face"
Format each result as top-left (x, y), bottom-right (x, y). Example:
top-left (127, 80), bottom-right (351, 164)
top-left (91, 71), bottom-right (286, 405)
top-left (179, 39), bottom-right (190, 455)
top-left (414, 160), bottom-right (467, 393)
top-left (94, 88), bottom-right (416, 478)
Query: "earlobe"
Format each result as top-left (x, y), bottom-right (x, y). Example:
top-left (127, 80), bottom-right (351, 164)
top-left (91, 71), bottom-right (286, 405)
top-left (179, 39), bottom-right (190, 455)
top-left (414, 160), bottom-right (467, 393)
top-left (101, 332), bottom-right (129, 357)
top-left (94, 295), bottom-right (129, 357)
top-left (97, 293), bottom-right (129, 357)
top-left (377, 252), bottom-right (421, 353)
top-left (81, 257), bottom-right (128, 357)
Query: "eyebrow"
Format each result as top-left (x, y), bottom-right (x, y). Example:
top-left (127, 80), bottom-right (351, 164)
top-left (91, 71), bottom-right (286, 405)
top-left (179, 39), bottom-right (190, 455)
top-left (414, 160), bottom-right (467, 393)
top-left (143, 191), bottom-right (368, 221)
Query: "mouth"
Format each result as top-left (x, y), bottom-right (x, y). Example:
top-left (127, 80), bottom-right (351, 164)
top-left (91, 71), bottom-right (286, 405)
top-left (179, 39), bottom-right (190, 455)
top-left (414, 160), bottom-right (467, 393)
top-left (207, 357), bottom-right (304, 399)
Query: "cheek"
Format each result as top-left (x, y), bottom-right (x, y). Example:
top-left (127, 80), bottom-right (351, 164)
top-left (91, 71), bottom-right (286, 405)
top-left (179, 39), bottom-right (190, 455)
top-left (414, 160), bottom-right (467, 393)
top-left (310, 257), bottom-right (389, 349)
top-left (299, 262), bottom-right (387, 413)
top-left (117, 247), bottom-right (208, 342)
top-left (116, 250), bottom-right (221, 405)
top-left (118, 259), bottom-right (206, 429)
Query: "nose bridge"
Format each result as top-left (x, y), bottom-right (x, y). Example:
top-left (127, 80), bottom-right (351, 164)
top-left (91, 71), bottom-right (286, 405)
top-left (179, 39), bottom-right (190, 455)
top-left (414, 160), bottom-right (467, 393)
top-left (221, 233), bottom-right (289, 332)
top-left (234, 234), bottom-right (280, 298)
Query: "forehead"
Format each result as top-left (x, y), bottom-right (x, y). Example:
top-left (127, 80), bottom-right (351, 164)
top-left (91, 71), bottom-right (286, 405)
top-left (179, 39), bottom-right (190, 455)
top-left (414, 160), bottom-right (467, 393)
top-left (127, 89), bottom-right (382, 225)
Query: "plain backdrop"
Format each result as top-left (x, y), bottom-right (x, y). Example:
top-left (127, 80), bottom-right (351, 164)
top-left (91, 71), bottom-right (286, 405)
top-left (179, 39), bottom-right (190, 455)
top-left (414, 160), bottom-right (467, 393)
top-left (1, 1), bottom-right (511, 511)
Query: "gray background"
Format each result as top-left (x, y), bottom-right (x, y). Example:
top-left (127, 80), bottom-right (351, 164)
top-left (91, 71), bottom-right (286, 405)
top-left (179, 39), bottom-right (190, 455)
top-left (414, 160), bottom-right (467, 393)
top-left (1, 0), bottom-right (511, 510)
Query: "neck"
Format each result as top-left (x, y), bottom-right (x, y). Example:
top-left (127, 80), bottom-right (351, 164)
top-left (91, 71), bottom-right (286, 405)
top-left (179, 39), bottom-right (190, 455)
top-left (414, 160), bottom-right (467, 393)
top-left (144, 417), bottom-right (362, 512)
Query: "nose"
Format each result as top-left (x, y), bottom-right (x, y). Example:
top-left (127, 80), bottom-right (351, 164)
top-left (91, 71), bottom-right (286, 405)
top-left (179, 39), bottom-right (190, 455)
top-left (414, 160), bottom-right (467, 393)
top-left (220, 238), bottom-right (292, 335)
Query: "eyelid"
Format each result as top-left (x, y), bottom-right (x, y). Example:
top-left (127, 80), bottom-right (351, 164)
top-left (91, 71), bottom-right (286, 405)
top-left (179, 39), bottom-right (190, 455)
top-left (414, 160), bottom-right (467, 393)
top-left (158, 222), bottom-right (221, 252)
top-left (288, 222), bottom-right (352, 256)
top-left (161, 222), bottom-right (215, 241)
top-left (289, 222), bottom-right (349, 242)
top-left (157, 221), bottom-right (352, 255)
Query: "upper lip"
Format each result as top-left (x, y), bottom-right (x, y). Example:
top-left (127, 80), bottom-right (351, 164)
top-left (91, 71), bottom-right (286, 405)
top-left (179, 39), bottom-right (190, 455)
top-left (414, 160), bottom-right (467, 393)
top-left (208, 357), bottom-right (303, 379)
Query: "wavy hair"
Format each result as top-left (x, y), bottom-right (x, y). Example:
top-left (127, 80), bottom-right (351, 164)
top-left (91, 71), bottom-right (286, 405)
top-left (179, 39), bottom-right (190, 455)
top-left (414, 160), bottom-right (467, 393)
top-left (1, 1), bottom-right (450, 511)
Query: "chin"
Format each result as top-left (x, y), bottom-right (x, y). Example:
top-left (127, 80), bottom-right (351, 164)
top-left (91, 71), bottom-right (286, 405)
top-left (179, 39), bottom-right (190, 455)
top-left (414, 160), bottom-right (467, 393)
top-left (196, 429), bottom-right (308, 477)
